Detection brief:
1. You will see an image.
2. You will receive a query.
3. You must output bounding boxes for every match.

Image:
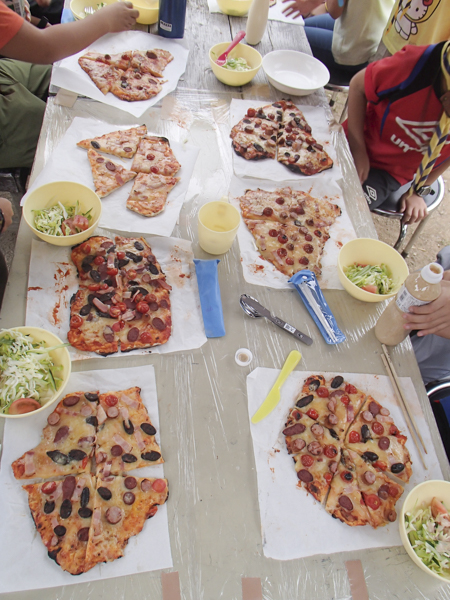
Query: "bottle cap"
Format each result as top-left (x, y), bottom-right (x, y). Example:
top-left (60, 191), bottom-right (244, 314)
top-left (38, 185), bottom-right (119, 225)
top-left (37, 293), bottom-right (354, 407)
top-left (235, 348), bottom-right (253, 367)
top-left (420, 262), bottom-right (444, 284)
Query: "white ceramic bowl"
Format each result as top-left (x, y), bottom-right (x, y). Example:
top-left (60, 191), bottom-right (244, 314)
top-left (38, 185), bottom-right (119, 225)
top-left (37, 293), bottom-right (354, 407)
top-left (0, 327), bottom-right (71, 419)
top-left (399, 480), bottom-right (450, 583)
top-left (262, 50), bottom-right (330, 96)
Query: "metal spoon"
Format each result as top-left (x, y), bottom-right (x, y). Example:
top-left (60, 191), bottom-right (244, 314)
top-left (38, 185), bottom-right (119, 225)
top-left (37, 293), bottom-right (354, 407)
top-left (240, 293), bottom-right (262, 318)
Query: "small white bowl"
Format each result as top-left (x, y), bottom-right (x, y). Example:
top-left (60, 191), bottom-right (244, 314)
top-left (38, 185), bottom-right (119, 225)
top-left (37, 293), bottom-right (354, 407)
top-left (262, 50), bottom-right (330, 96)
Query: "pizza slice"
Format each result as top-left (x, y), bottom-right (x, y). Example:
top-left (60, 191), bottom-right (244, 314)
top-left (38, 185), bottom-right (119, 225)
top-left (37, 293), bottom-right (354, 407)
top-left (346, 449), bottom-right (404, 528)
top-left (71, 236), bottom-right (118, 282)
top-left (126, 172), bottom-right (180, 217)
top-left (325, 449), bottom-right (372, 527)
top-left (282, 101), bottom-right (312, 130)
top-left (130, 49), bottom-right (174, 77)
top-left (345, 396), bottom-right (408, 447)
top-left (81, 51), bottom-right (132, 71)
top-left (84, 474), bottom-right (168, 572)
top-left (114, 235), bottom-right (166, 281)
top-left (77, 125), bottom-right (147, 159)
top-left (23, 474), bottom-right (96, 574)
top-left (291, 189), bottom-right (341, 227)
top-left (131, 136), bottom-right (181, 176)
top-left (110, 69), bottom-right (164, 102)
top-left (95, 387), bottom-right (164, 475)
top-left (230, 116), bottom-right (279, 160)
top-left (277, 129), bottom-right (333, 175)
top-left (87, 149), bottom-right (137, 198)
top-left (78, 57), bottom-right (118, 95)
top-left (11, 391), bottom-right (98, 479)
top-left (345, 435), bottom-right (413, 483)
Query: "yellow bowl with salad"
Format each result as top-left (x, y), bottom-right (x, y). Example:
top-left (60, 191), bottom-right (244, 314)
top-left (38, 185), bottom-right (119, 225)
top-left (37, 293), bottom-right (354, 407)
top-left (216, 0), bottom-right (252, 16)
top-left (0, 327), bottom-right (71, 418)
top-left (70, 0), bottom-right (117, 20)
top-left (23, 181), bottom-right (102, 247)
top-left (400, 480), bottom-right (450, 583)
top-left (209, 42), bottom-right (262, 87)
top-left (337, 238), bottom-right (409, 303)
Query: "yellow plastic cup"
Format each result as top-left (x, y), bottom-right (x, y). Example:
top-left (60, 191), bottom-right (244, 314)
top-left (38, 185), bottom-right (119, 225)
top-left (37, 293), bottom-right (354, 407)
top-left (198, 200), bottom-right (240, 255)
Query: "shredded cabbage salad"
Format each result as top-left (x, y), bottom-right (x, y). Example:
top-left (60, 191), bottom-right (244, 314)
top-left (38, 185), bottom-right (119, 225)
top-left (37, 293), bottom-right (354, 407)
top-left (405, 503), bottom-right (450, 579)
top-left (223, 57), bottom-right (251, 71)
top-left (33, 201), bottom-right (92, 237)
top-left (0, 330), bottom-right (65, 414)
top-left (344, 263), bottom-right (395, 295)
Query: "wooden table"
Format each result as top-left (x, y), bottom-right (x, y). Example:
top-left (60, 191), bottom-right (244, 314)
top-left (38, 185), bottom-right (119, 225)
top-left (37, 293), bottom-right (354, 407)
top-left (1, 2), bottom-right (449, 599)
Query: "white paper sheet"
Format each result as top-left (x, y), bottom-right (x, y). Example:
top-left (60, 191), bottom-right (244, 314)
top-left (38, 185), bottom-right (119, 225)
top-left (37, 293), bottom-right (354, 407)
top-left (247, 368), bottom-right (443, 561)
top-left (21, 117), bottom-right (199, 238)
top-left (206, 0), bottom-right (304, 24)
top-left (229, 176), bottom-right (356, 290)
top-left (230, 99), bottom-right (342, 182)
top-left (51, 31), bottom-right (189, 118)
top-left (0, 365), bottom-right (172, 593)
top-left (25, 234), bottom-right (207, 360)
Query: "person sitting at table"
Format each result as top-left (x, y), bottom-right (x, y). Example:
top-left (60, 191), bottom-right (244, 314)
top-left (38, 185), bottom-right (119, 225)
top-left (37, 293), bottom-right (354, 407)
top-left (282, 0), bottom-right (394, 80)
top-left (344, 40), bottom-right (450, 225)
top-left (0, 0), bottom-right (139, 176)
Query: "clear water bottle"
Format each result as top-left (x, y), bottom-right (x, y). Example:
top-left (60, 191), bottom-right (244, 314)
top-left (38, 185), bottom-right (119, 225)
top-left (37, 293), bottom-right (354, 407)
top-left (158, 0), bottom-right (187, 38)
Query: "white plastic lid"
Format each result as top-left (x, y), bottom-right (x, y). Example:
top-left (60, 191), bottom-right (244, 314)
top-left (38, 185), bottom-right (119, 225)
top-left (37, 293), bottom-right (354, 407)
top-left (235, 348), bottom-right (253, 367)
top-left (421, 262), bottom-right (444, 284)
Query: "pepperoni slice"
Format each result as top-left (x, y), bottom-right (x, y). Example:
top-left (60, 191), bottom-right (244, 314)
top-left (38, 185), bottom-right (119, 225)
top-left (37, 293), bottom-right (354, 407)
top-left (277, 247), bottom-right (287, 258)
top-left (364, 494), bottom-right (381, 510)
top-left (105, 394), bottom-right (118, 407)
top-left (268, 229), bottom-right (278, 237)
top-left (299, 256), bottom-right (309, 265)
top-left (152, 479), bottom-right (167, 493)
top-left (304, 234), bottom-right (313, 242)
top-left (141, 479), bottom-right (153, 492)
top-left (263, 207), bottom-right (273, 217)
top-left (303, 244), bottom-right (314, 254)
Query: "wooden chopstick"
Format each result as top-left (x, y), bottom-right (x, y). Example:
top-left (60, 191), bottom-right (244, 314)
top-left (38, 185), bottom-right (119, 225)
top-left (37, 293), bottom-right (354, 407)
top-left (381, 344), bottom-right (428, 454)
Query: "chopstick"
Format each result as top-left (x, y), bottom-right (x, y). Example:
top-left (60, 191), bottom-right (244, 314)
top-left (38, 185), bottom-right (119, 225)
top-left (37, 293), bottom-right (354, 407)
top-left (380, 345), bottom-right (428, 470)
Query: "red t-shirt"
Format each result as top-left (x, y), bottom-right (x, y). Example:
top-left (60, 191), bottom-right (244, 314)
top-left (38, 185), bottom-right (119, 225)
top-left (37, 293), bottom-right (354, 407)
top-left (344, 44), bottom-right (450, 185)
top-left (0, 2), bottom-right (24, 50)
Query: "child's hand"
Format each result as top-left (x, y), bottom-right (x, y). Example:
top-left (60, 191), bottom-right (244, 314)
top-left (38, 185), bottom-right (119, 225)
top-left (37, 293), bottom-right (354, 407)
top-left (404, 280), bottom-right (450, 338)
top-left (0, 198), bottom-right (13, 233)
top-left (353, 148), bottom-right (370, 184)
top-left (100, 2), bottom-right (139, 32)
top-left (399, 191), bottom-right (427, 224)
top-left (282, 0), bottom-right (322, 18)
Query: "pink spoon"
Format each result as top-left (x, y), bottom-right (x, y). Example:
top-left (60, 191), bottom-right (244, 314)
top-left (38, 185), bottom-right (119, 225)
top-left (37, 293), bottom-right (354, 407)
top-left (216, 30), bottom-right (246, 67)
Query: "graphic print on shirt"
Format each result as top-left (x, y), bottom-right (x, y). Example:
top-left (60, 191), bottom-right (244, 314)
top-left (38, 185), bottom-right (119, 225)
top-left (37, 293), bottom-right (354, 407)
top-left (391, 118), bottom-right (450, 154)
top-left (392, 0), bottom-right (442, 42)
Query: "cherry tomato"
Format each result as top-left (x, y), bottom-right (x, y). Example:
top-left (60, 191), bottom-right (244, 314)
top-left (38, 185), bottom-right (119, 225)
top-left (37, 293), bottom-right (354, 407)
top-left (128, 270), bottom-right (137, 280)
top-left (80, 242), bottom-right (91, 254)
top-left (100, 283), bottom-right (109, 290)
top-left (372, 422), bottom-right (384, 435)
top-left (324, 472), bottom-right (333, 484)
top-left (148, 507), bottom-right (158, 518)
top-left (94, 256), bottom-right (105, 265)
top-left (304, 234), bottom-right (313, 242)
top-left (373, 460), bottom-right (387, 471)
top-left (118, 302), bottom-right (127, 313)
top-left (70, 315), bottom-right (83, 329)
top-left (277, 248), bottom-right (287, 258)
top-left (364, 494), bottom-right (381, 510)
top-left (140, 331), bottom-right (153, 344)
top-left (150, 166), bottom-right (159, 174)
top-left (136, 301), bottom-right (150, 314)
top-left (152, 479), bottom-right (167, 492)
top-left (389, 424), bottom-right (399, 436)
top-left (348, 430), bottom-right (360, 443)
top-left (303, 244), bottom-right (314, 254)
top-left (340, 395), bottom-right (349, 406)
top-left (278, 234), bottom-right (288, 244)
top-left (88, 283), bottom-right (101, 291)
top-left (301, 455), bottom-right (314, 467)
top-left (107, 267), bottom-right (118, 276)
top-left (112, 320), bottom-right (125, 332)
top-left (361, 285), bottom-right (378, 294)
top-left (268, 229), bottom-right (278, 238)
top-left (8, 398), bottom-right (41, 415)
top-left (317, 386), bottom-right (329, 398)
top-left (306, 408), bottom-right (318, 420)
top-left (324, 445), bottom-right (337, 458)
top-left (109, 307), bottom-right (121, 318)
top-left (104, 394), bottom-right (118, 407)
top-left (81, 456), bottom-right (89, 469)
top-left (117, 251), bottom-right (126, 260)
top-left (299, 256), bottom-right (309, 265)
top-left (41, 481), bottom-right (57, 494)
top-left (345, 384), bottom-right (357, 395)
top-left (340, 470), bottom-right (353, 482)
top-left (396, 434), bottom-right (407, 443)
top-left (247, 108), bottom-right (256, 118)
top-left (388, 485), bottom-right (400, 498)
top-left (285, 258), bottom-right (294, 266)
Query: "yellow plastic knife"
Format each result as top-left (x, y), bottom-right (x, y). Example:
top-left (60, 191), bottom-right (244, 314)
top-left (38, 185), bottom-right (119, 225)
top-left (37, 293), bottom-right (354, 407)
top-left (251, 350), bottom-right (302, 424)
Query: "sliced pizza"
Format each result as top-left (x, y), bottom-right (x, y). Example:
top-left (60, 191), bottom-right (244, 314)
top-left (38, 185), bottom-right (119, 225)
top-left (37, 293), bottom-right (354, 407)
top-left (81, 51), bottom-right (132, 71)
top-left (77, 125), bottom-right (147, 159)
top-left (277, 128), bottom-right (334, 176)
top-left (130, 49), bottom-right (174, 77)
top-left (345, 435), bottom-right (413, 483)
top-left (110, 69), bottom-right (164, 102)
top-left (126, 172), bottom-right (180, 217)
top-left (230, 116), bottom-right (279, 160)
top-left (78, 57), bottom-right (118, 95)
top-left (345, 396), bottom-right (408, 447)
top-left (87, 149), bottom-right (136, 198)
top-left (131, 136), bottom-right (181, 176)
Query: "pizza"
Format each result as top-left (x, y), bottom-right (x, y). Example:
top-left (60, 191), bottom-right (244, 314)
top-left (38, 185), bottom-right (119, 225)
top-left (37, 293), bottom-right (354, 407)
top-left (78, 48), bottom-right (172, 101)
top-left (282, 374), bottom-right (412, 528)
top-left (230, 100), bottom-right (333, 175)
top-left (131, 136), bottom-right (181, 176)
top-left (126, 172), bottom-right (180, 217)
top-left (238, 187), bottom-right (340, 278)
top-left (68, 235), bottom-right (172, 355)
top-left (15, 387), bottom-right (169, 575)
top-left (87, 149), bottom-right (136, 198)
top-left (77, 125), bottom-right (147, 159)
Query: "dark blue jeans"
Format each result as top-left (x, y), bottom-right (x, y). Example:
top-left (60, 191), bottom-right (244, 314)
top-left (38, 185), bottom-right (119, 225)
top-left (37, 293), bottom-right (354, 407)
top-left (304, 14), bottom-right (367, 84)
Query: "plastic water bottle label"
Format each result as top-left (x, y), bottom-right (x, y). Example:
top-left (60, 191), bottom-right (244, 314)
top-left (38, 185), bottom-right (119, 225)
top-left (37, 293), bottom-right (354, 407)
top-left (395, 284), bottom-right (429, 312)
top-left (160, 19), bottom-right (172, 31)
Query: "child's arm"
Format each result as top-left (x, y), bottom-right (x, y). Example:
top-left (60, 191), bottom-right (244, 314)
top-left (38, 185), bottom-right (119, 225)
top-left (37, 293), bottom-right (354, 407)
top-left (1, 2), bottom-right (139, 64)
top-left (346, 69), bottom-right (370, 184)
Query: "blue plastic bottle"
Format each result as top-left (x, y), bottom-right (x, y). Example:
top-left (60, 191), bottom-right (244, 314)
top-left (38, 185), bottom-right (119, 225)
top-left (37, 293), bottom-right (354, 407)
top-left (158, 0), bottom-right (187, 38)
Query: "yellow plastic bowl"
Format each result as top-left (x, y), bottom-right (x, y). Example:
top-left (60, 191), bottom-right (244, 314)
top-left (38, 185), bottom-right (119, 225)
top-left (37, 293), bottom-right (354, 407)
top-left (134, 0), bottom-right (158, 25)
top-left (0, 327), bottom-right (71, 419)
top-left (23, 181), bottom-right (102, 247)
top-left (216, 0), bottom-right (252, 15)
top-left (399, 480), bottom-right (450, 583)
top-left (337, 238), bottom-right (409, 303)
top-left (209, 42), bottom-right (262, 87)
top-left (70, 0), bottom-right (117, 20)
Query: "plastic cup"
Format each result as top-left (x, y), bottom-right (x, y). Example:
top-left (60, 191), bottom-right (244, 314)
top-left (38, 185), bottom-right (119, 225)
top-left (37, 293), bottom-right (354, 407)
top-left (198, 201), bottom-right (240, 255)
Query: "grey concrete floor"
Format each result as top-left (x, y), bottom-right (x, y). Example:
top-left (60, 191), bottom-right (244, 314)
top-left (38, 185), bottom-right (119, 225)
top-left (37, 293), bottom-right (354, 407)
top-left (0, 175), bottom-right (23, 272)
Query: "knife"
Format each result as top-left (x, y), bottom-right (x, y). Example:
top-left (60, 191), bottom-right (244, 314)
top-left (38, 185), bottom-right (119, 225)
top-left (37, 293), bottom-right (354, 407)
top-left (244, 296), bottom-right (313, 346)
top-left (251, 350), bottom-right (302, 423)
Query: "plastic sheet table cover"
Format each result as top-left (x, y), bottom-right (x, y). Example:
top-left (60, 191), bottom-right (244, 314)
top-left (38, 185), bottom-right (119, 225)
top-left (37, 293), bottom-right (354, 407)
top-left (1, 88), bottom-right (449, 600)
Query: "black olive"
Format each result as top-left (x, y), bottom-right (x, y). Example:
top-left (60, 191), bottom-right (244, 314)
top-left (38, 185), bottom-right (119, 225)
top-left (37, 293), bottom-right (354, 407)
top-left (122, 453), bottom-right (138, 463)
top-left (361, 424), bottom-right (372, 442)
top-left (47, 450), bottom-right (68, 465)
top-left (329, 428), bottom-right (339, 440)
top-left (391, 463), bottom-right (405, 474)
top-left (295, 395), bottom-right (314, 408)
top-left (123, 419), bottom-right (134, 435)
top-left (271, 136), bottom-right (277, 141)
top-left (118, 259), bottom-right (130, 268)
top-left (48, 549), bottom-right (59, 562)
top-left (361, 451), bottom-right (379, 463)
top-left (80, 487), bottom-right (90, 508)
top-left (121, 81), bottom-right (129, 89)
top-left (307, 145), bottom-right (316, 152)
top-left (293, 155), bottom-right (300, 162)
top-left (54, 525), bottom-right (66, 537)
top-left (90, 270), bottom-right (101, 282)
top-left (141, 451), bottom-right (161, 462)
top-left (130, 286), bottom-right (148, 296)
top-left (81, 261), bottom-right (92, 273)
top-left (126, 251), bottom-right (142, 263)
top-left (343, 472), bottom-right (353, 481)
top-left (44, 500), bottom-right (55, 514)
top-left (98, 291), bottom-right (114, 302)
top-left (308, 379), bottom-right (321, 391)
top-left (60, 499), bottom-right (72, 519)
top-left (253, 143), bottom-right (264, 152)
top-left (78, 507), bottom-right (93, 518)
top-left (284, 152), bottom-right (290, 157)
top-left (70, 293), bottom-right (76, 306)
top-left (294, 220), bottom-right (303, 227)
top-left (68, 449), bottom-right (87, 462)
top-left (127, 280), bottom-right (139, 286)
top-left (97, 487), bottom-right (112, 500)
top-left (148, 263), bottom-right (159, 275)
top-left (84, 392), bottom-right (98, 402)
top-left (106, 245), bottom-right (116, 254)
top-left (285, 140), bottom-right (293, 147)
top-left (330, 376), bottom-right (344, 389)
top-left (141, 423), bottom-right (156, 436)
top-left (79, 304), bottom-right (91, 316)
top-left (243, 118), bottom-right (251, 123)
top-left (86, 415), bottom-right (98, 427)
top-left (91, 141), bottom-right (100, 149)
top-left (134, 241), bottom-right (144, 251)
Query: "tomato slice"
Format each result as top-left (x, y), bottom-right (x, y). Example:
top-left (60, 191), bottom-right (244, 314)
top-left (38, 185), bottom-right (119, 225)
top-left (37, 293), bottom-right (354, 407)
top-left (324, 472), bottom-right (333, 484)
top-left (41, 481), bottom-right (57, 494)
top-left (104, 394), bottom-right (118, 407)
top-left (340, 395), bottom-right (350, 406)
top-left (317, 386), bottom-right (329, 398)
top-left (301, 455), bottom-right (314, 467)
top-left (8, 398), bottom-right (41, 415)
top-left (306, 408), bottom-right (319, 420)
top-left (364, 494), bottom-right (381, 510)
top-left (140, 331), bottom-right (153, 344)
top-left (372, 422), bottom-right (384, 435)
top-left (70, 315), bottom-right (83, 329)
top-left (361, 285), bottom-right (378, 294)
top-left (324, 444), bottom-right (337, 458)
top-left (152, 479), bottom-right (167, 493)
top-left (345, 384), bottom-right (357, 395)
top-left (373, 460), bottom-right (387, 471)
top-left (348, 430), bottom-right (360, 443)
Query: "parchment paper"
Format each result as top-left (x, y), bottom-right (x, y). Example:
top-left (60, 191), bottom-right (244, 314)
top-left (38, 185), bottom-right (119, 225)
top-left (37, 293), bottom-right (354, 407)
top-left (229, 176), bottom-right (356, 289)
top-left (25, 233), bottom-right (207, 361)
top-left (206, 0), bottom-right (304, 24)
top-left (247, 368), bottom-right (443, 561)
top-left (230, 99), bottom-right (342, 182)
top-left (21, 117), bottom-right (199, 238)
top-left (0, 365), bottom-right (172, 593)
top-left (51, 31), bottom-right (189, 118)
